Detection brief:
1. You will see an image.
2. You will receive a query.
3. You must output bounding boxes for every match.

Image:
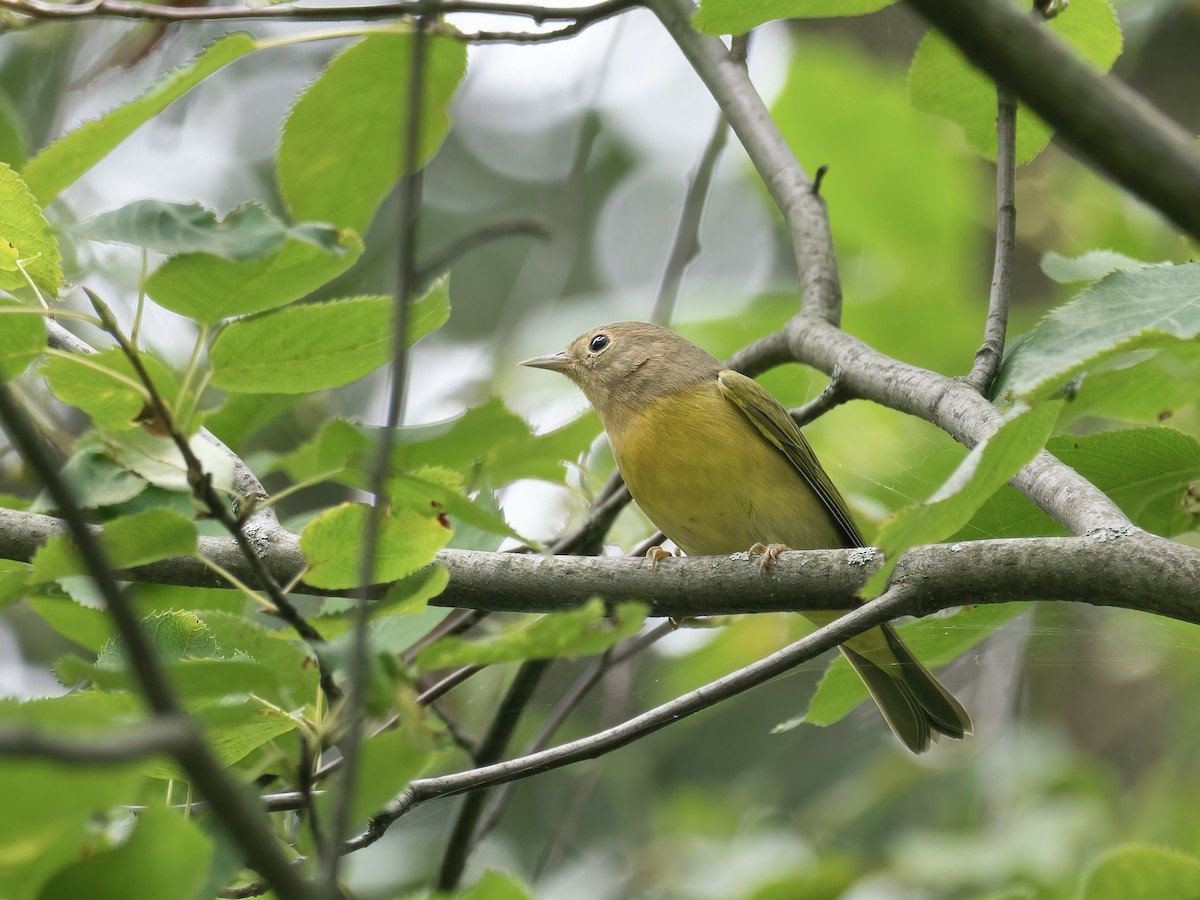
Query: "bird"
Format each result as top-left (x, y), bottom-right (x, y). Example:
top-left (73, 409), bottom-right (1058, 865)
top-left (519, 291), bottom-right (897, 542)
top-left (521, 321), bottom-right (971, 753)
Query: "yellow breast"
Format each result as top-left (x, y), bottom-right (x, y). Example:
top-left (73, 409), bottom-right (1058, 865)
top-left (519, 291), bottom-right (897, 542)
top-left (606, 381), bottom-right (846, 555)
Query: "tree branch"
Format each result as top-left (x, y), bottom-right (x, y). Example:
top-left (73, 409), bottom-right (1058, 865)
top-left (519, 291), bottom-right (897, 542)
top-left (648, 0), bottom-right (842, 324)
top-left (0, 384), bottom-right (316, 900)
top-left (4, 507), bottom-right (1197, 625)
top-left (0, 716), bottom-right (193, 764)
top-left (0, 0), bottom-right (635, 24)
top-left (905, 0), bottom-right (1200, 243)
top-left (966, 86), bottom-right (1016, 395)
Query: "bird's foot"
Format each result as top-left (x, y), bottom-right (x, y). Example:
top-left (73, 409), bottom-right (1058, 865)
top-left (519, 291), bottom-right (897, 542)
top-left (645, 544), bottom-right (681, 569)
top-left (749, 542), bottom-right (792, 575)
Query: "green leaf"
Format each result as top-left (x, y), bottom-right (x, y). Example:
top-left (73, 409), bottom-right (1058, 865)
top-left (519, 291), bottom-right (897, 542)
top-left (1060, 342), bottom-right (1200, 425)
top-left (146, 230), bottom-right (364, 325)
top-left (196, 610), bottom-right (318, 706)
top-left (201, 392), bottom-right (298, 447)
top-left (307, 565), bottom-right (450, 638)
top-left (864, 402), bottom-right (1062, 596)
top-left (0, 298), bottom-right (46, 379)
top-left (278, 33), bottom-right (467, 233)
top-left (30, 447), bottom-right (147, 512)
top-left (141, 701), bottom-right (299, 780)
top-left (1040, 250), bottom-right (1169, 284)
top-left (328, 729), bottom-right (431, 840)
top-left (994, 263), bottom-right (1200, 403)
top-left (0, 162), bottom-right (62, 294)
top-left (30, 509), bottom-right (197, 583)
top-left (98, 609), bottom-right (218, 666)
top-left (0, 559), bottom-right (31, 608)
top-left (26, 594), bottom-right (114, 652)
top-left (1081, 844), bottom-right (1200, 900)
top-left (209, 278), bottom-right (449, 395)
top-left (388, 397), bottom-right (600, 487)
top-left (271, 417), bottom-right (368, 483)
top-left (97, 429), bottom-right (235, 495)
top-left (0, 693), bottom-right (144, 900)
top-left (694, 0), bottom-right (893, 35)
top-left (415, 600), bottom-right (646, 670)
top-left (785, 603), bottom-right (1028, 731)
top-left (42, 348), bottom-right (177, 431)
top-left (23, 34), bottom-right (257, 206)
top-left (71, 199), bottom-right (342, 262)
top-left (909, 0), bottom-right (1122, 163)
top-left (301, 502), bottom-right (452, 590)
top-left (390, 467), bottom-right (521, 540)
top-left (959, 428), bottom-right (1200, 539)
top-left (39, 806), bottom-right (212, 900)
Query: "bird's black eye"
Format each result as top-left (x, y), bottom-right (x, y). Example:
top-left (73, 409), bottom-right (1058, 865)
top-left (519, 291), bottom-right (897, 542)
top-left (589, 334), bottom-right (610, 353)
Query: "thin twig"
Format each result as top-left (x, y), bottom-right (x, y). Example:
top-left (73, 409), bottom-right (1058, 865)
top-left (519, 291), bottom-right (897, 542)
top-left (81, 291), bottom-right (340, 704)
top-left (0, 0), bottom-right (635, 23)
top-left (328, 13), bottom-right (432, 890)
top-left (0, 379), bottom-right (315, 900)
top-left (435, 659), bottom-right (552, 891)
top-left (340, 584), bottom-right (921, 853)
top-left (789, 364), bottom-right (849, 428)
top-left (966, 86), bottom-right (1016, 396)
top-left (0, 716), bottom-right (193, 763)
top-left (649, 33), bottom-right (748, 326)
top-left (417, 219), bottom-right (552, 282)
top-left (472, 622), bottom-right (676, 848)
top-left (905, 0), bottom-right (1200, 242)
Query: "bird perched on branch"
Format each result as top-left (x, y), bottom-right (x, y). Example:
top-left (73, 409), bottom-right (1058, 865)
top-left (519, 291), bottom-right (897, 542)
top-left (522, 321), bottom-right (971, 753)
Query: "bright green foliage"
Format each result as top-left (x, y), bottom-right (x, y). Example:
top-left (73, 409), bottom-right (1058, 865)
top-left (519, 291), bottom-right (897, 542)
top-left (304, 729), bottom-right (432, 856)
top-left (277, 33), bottom-right (467, 234)
top-left (208, 279), bottom-right (449, 393)
top-left (22, 33), bottom-right (257, 206)
top-left (961, 427), bottom-right (1200, 539)
top-left (995, 263), bottom-right (1200, 403)
top-left (0, 693), bottom-right (144, 900)
top-left (146, 231), bottom-right (364, 324)
top-left (141, 701), bottom-right (300, 780)
top-left (39, 806), bottom-right (212, 900)
top-left (415, 600), bottom-right (646, 669)
top-left (71, 199), bottom-right (342, 262)
top-left (306, 565), bottom-right (450, 638)
top-left (390, 467), bottom-right (522, 540)
top-left (909, 0), bottom-right (1122, 163)
top-left (772, 42), bottom-right (982, 373)
top-left (788, 603), bottom-right (1028, 731)
top-left (1061, 342), bottom-right (1200, 425)
top-left (863, 401), bottom-right (1062, 596)
top-left (0, 163), bottom-right (61, 294)
top-left (1081, 845), bottom-right (1200, 900)
top-left (29, 508), bottom-right (196, 583)
top-left (301, 501), bottom-right (453, 589)
top-left (41, 348), bottom-right (177, 431)
top-left (693, 0), bottom-right (894, 34)
top-left (0, 299), bottom-right (46, 379)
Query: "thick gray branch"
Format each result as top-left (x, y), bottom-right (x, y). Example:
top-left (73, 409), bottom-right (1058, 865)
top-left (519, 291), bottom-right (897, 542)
top-left (3, 507), bottom-right (1197, 625)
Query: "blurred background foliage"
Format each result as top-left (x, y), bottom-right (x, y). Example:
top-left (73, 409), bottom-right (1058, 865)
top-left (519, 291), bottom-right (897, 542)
top-left (2, 0), bottom-right (1200, 897)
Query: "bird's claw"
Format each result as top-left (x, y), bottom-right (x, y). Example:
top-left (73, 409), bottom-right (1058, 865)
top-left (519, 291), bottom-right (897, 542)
top-left (749, 542), bottom-right (791, 575)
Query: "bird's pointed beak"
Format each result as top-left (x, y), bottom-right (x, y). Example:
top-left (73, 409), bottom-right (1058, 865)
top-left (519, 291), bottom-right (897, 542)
top-left (519, 351), bottom-right (574, 372)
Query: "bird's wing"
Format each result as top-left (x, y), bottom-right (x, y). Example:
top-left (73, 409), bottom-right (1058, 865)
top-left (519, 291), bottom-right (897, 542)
top-left (717, 369), bottom-right (864, 547)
